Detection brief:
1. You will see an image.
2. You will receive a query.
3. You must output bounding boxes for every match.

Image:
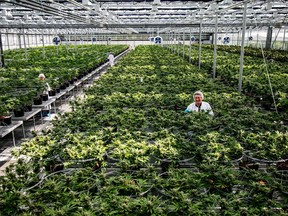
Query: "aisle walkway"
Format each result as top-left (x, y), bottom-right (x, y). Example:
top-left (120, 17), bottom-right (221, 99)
top-left (0, 53), bottom-right (125, 175)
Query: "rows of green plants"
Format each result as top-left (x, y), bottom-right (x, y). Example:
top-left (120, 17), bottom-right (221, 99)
top-left (204, 44), bottom-right (288, 63)
top-left (169, 44), bottom-right (288, 111)
top-left (0, 45), bottom-right (287, 215)
top-left (0, 44), bottom-right (128, 116)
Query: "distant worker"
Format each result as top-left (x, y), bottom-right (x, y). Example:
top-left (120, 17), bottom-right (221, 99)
top-left (108, 53), bottom-right (115, 66)
top-left (184, 91), bottom-right (214, 116)
top-left (39, 73), bottom-right (51, 117)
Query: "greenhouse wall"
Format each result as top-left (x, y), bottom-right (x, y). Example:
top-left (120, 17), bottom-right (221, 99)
top-left (1, 28), bottom-right (287, 51)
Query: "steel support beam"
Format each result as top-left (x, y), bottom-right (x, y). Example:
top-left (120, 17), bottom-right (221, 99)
top-left (238, 2), bottom-right (247, 92)
top-left (0, 33), bottom-right (4, 67)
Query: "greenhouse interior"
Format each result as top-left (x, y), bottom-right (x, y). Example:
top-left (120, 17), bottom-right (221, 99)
top-left (0, 0), bottom-right (288, 214)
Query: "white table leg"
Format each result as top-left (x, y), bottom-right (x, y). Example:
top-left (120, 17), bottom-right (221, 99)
top-left (41, 110), bottom-right (43, 124)
top-left (12, 130), bottom-right (16, 147)
top-left (22, 123), bottom-right (26, 139)
top-left (54, 101), bottom-right (57, 114)
top-left (33, 116), bottom-right (36, 131)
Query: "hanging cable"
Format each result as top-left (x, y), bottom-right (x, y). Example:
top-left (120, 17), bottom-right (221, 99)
top-left (253, 15), bottom-right (278, 113)
top-left (271, 13), bottom-right (288, 48)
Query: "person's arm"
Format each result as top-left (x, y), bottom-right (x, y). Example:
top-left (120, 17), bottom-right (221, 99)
top-left (206, 103), bottom-right (214, 116)
top-left (184, 103), bottom-right (193, 113)
top-left (45, 83), bottom-right (51, 91)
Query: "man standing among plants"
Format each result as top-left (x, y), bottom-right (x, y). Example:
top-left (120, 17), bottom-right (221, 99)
top-left (184, 91), bottom-right (214, 116)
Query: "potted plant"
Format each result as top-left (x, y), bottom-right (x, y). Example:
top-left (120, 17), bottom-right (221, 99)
top-left (0, 104), bottom-right (12, 126)
top-left (48, 79), bottom-right (59, 96)
top-left (0, 97), bottom-right (15, 125)
top-left (41, 92), bottom-right (49, 101)
top-left (20, 91), bottom-right (34, 112)
top-left (13, 98), bottom-right (25, 117)
top-left (33, 92), bottom-right (43, 105)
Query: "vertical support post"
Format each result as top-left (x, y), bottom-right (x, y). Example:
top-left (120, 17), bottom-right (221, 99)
top-left (23, 29), bottom-right (27, 60)
top-left (198, 16), bottom-right (203, 70)
top-left (178, 32), bottom-right (180, 56)
top-left (90, 32), bottom-right (93, 44)
top-left (0, 32), bottom-right (5, 67)
top-left (49, 34), bottom-right (52, 45)
top-left (27, 33), bottom-right (30, 48)
top-left (173, 32), bottom-right (176, 53)
top-left (6, 30), bottom-right (10, 50)
top-left (13, 34), bottom-right (16, 49)
top-left (238, 2), bottom-right (247, 92)
top-left (256, 28), bottom-right (259, 48)
top-left (282, 28), bottom-right (286, 50)
top-left (182, 31), bottom-right (185, 59)
top-left (247, 28), bottom-right (250, 46)
top-left (41, 30), bottom-right (45, 58)
top-left (18, 33), bottom-right (22, 49)
top-left (170, 31), bottom-right (172, 48)
top-left (35, 34), bottom-right (38, 47)
top-left (265, 26), bottom-right (273, 49)
top-left (189, 29), bottom-right (192, 63)
top-left (213, 12), bottom-right (218, 79)
top-left (237, 30), bottom-right (240, 46)
top-left (170, 31), bottom-right (171, 48)
top-left (55, 30), bottom-right (59, 56)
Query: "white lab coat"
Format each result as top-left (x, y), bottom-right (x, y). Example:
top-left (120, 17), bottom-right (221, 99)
top-left (185, 102), bottom-right (214, 116)
top-left (43, 82), bottom-right (51, 110)
top-left (108, 54), bottom-right (115, 66)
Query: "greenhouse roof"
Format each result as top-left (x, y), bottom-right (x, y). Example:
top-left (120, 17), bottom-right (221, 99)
top-left (0, 0), bottom-right (288, 34)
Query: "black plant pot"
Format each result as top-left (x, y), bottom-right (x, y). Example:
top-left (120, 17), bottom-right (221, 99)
top-left (239, 161), bottom-right (259, 170)
top-left (69, 79), bottom-right (74, 84)
top-left (56, 88), bottom-right (60, 93)
top-left (60, 84), bottom-right (66, 90)
top-left (48, 89), bottom-right (56, 96)
top-left (0, 115), bottom-right (12, 126)
top-left (41, 94), bottom-right (49, 101)
top-left (24, 104), bottom-right (33, 112)
top-left (14, 107), bottom-right (25, 117)
top-left (45, 162), bottom-right (64, 172)
top-left (277, 160), bottom-right (288, 170)
top-left (34, 97), bottom-right (43, 105)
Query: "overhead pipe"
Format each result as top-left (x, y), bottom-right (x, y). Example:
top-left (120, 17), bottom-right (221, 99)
top-left (20, 0), bottom-right (88, 21)
top-left (3, 0), bottom-right (89, 24)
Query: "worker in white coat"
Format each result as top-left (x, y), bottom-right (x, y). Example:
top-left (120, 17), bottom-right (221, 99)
top-left (108, 53), bottom-right (115, 66)
top-left (39, 73), bottom-right (51, 117)
top-left (184, 91), bottom-right (214, 116)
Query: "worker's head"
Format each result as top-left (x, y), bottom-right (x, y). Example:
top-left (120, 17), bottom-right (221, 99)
top-left (193, 91), bottom-right (204, 106)
top-left (38, 73), bottom-right (45, 81)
